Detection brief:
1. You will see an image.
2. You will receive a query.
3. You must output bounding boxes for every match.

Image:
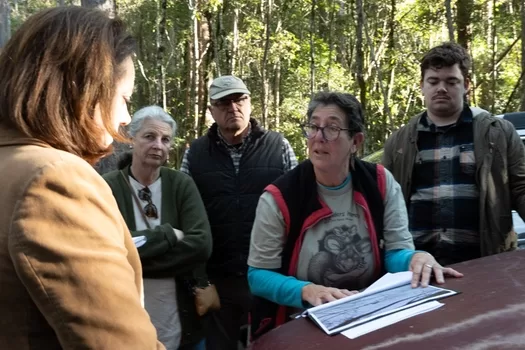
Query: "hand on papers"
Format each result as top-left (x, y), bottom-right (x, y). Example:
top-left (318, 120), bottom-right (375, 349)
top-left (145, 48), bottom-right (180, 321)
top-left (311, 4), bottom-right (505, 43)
top-left (409, 252), bottom-right (463, 288)
top-left (301, 283), bottom-right (358, 306)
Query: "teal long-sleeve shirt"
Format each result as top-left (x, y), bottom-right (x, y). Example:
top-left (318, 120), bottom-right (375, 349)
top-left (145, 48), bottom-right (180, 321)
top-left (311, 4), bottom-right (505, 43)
top-left (247, 249), bottom-right (416, 309)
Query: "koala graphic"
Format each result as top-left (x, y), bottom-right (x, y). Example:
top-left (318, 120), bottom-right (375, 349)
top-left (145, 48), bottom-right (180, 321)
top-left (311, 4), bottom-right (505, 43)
top-left (307, 224), bottom-right (372, 289)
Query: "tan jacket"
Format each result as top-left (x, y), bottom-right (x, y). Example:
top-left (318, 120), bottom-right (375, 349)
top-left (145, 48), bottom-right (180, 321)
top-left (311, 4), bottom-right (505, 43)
top-left (0, 126), bottom-right (164, 349)
top-left (382, 107), bottom-right (525, 257)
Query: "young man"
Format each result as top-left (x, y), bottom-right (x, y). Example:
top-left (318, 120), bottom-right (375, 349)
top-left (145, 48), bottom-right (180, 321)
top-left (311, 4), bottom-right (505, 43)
top-left (383, 42), bottom-right (525, 266)
top-left (181, 75), bottom-right (297, 350)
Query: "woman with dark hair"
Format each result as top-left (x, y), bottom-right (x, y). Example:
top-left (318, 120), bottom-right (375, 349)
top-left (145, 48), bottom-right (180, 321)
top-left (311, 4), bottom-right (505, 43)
top-left (0, 7), bottom-right (163, 349)
top-left (248, 91), bottom-right (463, 338)
top-left (104, 106), bottom-right (213, 350)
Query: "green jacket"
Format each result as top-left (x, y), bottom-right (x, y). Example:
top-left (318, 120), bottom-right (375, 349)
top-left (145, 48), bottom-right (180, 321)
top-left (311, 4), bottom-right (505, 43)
top-left (103, 166), bottom-right (212, 345)
top-left (382, 107), bottom-right (525, 257)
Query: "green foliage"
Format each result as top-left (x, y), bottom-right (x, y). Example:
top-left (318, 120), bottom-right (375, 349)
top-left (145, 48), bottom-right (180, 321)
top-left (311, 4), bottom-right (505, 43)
top-left (6, 0), bottom-right (525, 162)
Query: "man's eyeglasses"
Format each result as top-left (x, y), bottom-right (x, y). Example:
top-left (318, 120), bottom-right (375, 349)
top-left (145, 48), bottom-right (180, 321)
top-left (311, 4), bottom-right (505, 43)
top-left (212, 96), bottom-right (249, 109)
top-left (301, 123), bottom-right (351, 141)
top-left (138, 187), bottom-right (158, 219)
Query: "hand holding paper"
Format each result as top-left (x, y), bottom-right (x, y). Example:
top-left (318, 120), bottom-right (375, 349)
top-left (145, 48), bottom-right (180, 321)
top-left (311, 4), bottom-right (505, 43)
top-left (303, 271), bottom-right (459, 336)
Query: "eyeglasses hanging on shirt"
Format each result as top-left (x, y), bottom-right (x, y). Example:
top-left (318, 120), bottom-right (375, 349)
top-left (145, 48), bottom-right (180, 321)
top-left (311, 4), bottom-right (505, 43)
top-left (138, 187), bottom-right (158, 219)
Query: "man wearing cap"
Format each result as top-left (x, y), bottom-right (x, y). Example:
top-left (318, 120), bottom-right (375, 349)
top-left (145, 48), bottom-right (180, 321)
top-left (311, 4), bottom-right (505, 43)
top-left (180, 75), bottom-right (297, 349)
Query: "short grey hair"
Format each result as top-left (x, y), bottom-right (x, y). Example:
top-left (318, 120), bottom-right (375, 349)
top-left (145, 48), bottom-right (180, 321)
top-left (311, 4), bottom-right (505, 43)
top-left (307, 91), bottom-right (364, 137)
top-left (128, 105), bottom-right (177, 138)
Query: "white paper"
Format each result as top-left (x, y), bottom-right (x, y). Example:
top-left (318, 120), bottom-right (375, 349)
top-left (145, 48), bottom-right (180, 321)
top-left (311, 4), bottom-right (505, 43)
top-left (305, 271), bottom-right (457, 335)
top-left (365, 271), bottom-right (413, 293)
top-left (294, 274), bottom-right (407, 320)
top-left (309, 283), bottom-right (454, 334)
top-left (133, 235), bottom-right (147, 248)
top-left (342, 301), bottom-right (443, 339)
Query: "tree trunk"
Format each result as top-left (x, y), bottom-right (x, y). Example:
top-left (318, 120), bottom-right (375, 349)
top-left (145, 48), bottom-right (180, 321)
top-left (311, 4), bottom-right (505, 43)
top-left (81, 0), bottom-right (116, 18)
top-left (57, 0), bottom-right (66, 6)
top-left (197, 6), bottom-right (211, 134)
top-left (490, 0), bottom-right (497, 114)
top-left (155, 0), bottom-right (167, 109)
top-left (211, 7), bottom-right (221, 76)
top-left (355, 0), bottom-right (366, 117)
top-left (191, 0), bottom-right (200, 140)
top-left (261, 0), bottom-right (272, 129)
top-left (456, 0), bottom-right (473, 50)
top-left (364, 13), bottom-right (391, 133)
top-left (274, 59), bottom-right (281, 129)
top-left (199, 13), bottom-right (213, 137)
top-left (230, 8), bottom-right (239, 75)
top-left (386, 0), bottom-right (396, 133)
top-left (326, 0), bottom-right (335, 89)
top-left (457, 0), bottom-right (474, 104)
top-left (185, 39), bottom-right (194, 141)
top-left (520, 2), bottom-right (525, 111)
top-left (309, 0), bottom-right (316, 96)
top-left (479, 0), bottom-right (495, 110)
top-left (445, 0), bottom-right (454, 41)
top-left (0, 0), bottom-right (10, 49)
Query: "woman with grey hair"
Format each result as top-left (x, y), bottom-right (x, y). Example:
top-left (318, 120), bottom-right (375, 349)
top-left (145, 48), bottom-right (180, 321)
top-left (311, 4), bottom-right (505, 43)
top-left (104, 106), bottom-right (212, 350)
top-left (248, 92), bottom-right (463, 338)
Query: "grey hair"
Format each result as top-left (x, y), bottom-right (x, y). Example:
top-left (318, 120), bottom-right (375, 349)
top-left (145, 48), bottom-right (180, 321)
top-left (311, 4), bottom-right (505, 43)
top-left (128, 105), bottom-right (177, 138)
top-left (307, 91), bottom-right (365, 137)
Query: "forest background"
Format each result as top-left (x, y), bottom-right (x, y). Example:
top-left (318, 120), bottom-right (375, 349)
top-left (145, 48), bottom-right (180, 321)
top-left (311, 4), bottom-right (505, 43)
top-left (1, 0), bottom-right (524, 172)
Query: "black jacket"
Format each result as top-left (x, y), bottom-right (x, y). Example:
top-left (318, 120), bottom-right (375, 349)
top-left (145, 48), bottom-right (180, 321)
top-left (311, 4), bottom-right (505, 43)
top-left (187, 119), bottom-right (285, 278)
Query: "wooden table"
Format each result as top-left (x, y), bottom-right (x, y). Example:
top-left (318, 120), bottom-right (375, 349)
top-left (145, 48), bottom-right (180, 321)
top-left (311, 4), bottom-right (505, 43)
top-left (250, 250), bottom-right (525, 349)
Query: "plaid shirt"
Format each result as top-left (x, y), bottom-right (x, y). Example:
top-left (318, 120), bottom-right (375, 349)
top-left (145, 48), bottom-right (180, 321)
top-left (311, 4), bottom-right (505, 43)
top-left (180, 125), bottom-right (297, 176)
top-left (409, 107), bottom-right (480, 265)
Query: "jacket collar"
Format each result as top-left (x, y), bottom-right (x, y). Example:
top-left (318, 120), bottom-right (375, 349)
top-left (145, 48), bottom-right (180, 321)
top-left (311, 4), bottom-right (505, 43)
top-left (408, 104), bottom-right (491, 143)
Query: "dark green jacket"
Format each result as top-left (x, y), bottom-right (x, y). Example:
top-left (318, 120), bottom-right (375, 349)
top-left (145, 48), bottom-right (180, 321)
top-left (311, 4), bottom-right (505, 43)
top-left (103, 166), bottom-right (212, 345)
top-left (382, 107), bottom-right (525, 257)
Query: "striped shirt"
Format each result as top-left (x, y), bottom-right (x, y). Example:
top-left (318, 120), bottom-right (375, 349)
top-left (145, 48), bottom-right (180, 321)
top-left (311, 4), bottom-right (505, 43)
top-left (180, 125), bottom-right (297, 176)
top-left (409, 107), bottom-right (480, 265)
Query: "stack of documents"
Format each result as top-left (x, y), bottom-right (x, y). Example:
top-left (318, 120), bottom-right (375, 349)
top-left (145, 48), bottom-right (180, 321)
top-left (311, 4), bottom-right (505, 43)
top-left (300, 271), bottom-right (458, 339)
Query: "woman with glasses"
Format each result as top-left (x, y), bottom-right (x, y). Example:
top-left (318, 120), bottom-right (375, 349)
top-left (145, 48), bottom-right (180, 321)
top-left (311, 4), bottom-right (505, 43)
top-left (104, 106), bottom-right (212, 350)
top-left (248, 91), bottom-right (463, 338)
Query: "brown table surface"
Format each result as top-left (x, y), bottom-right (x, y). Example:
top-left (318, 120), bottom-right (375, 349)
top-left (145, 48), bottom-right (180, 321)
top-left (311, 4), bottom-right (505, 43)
top-left (250, 250), bottom-right (525, 349)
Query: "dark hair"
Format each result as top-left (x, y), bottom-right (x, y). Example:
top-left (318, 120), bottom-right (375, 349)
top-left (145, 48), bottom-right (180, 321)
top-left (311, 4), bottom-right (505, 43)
top-left (307, 92), bottom-right (365, 136)
top-left (420, 42), bottom-right (471, 80)
top-left (0, 7), bottom-right (136, 164)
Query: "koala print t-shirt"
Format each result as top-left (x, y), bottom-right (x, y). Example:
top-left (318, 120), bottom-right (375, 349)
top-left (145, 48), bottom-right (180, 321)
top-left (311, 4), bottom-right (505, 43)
top-left (295, 181), bottom-right (376, 291)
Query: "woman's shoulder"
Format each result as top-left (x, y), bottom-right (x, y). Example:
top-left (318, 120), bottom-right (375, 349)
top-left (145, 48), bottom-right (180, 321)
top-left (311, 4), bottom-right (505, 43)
top-left (3, 144), bottom-right (112, 201)
top-left (10, 144), bottom-right (99, 180)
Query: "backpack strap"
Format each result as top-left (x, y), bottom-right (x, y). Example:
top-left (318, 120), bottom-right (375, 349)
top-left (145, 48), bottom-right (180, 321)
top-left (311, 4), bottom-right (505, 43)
top-left (376, 163), bottom-right (387, 202)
